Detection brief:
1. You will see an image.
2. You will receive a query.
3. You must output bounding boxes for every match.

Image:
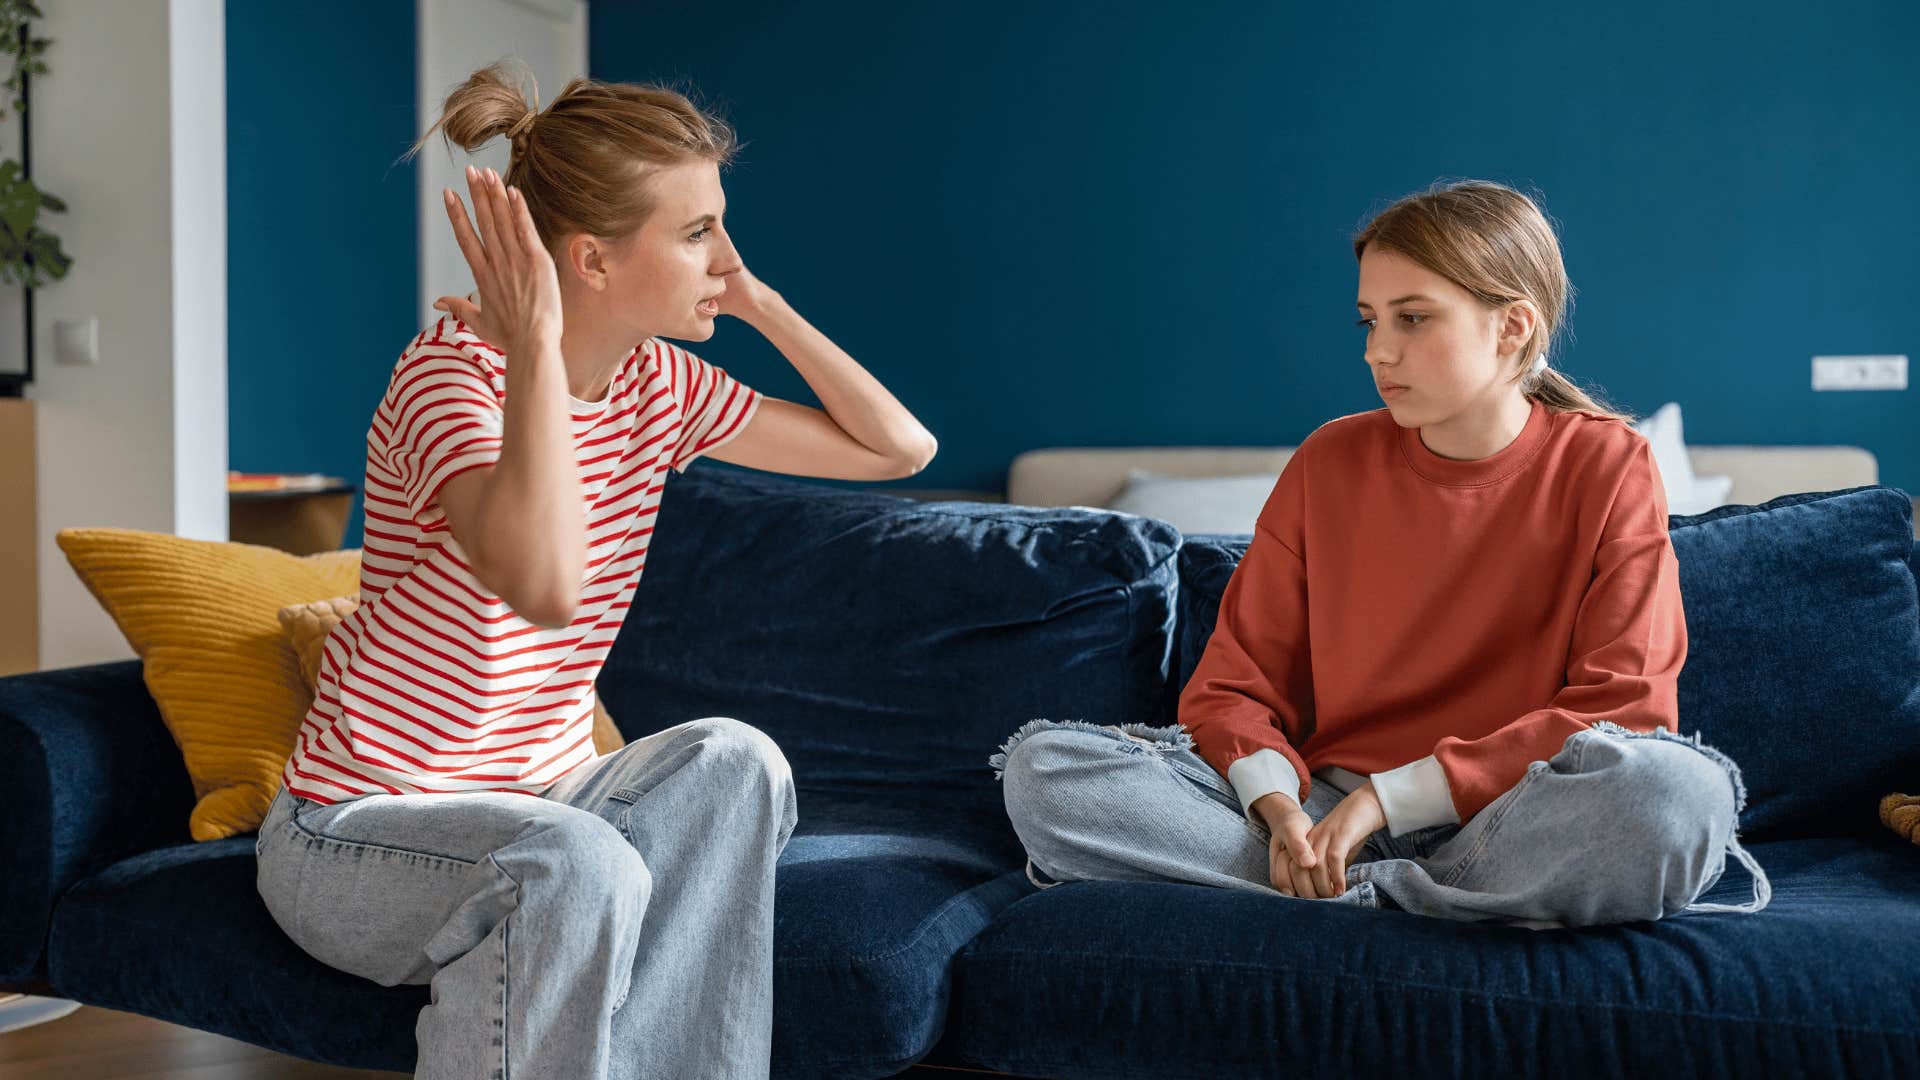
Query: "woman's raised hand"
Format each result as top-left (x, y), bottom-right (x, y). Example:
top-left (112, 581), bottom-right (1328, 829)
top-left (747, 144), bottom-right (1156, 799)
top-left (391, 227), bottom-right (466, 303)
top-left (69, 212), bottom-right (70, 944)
top-left (434, 166), bottom-right (563, 359)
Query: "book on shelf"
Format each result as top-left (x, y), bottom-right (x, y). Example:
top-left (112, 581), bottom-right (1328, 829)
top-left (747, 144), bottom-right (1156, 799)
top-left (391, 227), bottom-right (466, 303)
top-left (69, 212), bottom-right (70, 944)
top-left (227, 471), bottom-right (347, 494)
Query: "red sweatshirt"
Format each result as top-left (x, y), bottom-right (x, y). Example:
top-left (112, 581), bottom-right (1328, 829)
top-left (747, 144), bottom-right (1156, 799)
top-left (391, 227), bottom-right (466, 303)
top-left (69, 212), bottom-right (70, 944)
top-left (1178, 397), bottom-right (1686, 836)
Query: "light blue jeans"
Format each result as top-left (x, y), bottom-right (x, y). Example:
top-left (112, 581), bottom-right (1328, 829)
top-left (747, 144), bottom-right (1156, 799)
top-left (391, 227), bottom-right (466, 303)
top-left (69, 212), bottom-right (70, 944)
top-left (256, 717), bottom-right (797, 1079)
top-left (992, 719), bottom-right (1770, 927)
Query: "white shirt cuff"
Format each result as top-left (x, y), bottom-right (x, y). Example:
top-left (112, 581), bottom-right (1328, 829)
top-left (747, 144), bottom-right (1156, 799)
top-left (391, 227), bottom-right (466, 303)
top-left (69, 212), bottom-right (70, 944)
top-left (1226, 748), bottom-right (1302, 821)
top-left (1370, 754), bottom-right (1462, 837)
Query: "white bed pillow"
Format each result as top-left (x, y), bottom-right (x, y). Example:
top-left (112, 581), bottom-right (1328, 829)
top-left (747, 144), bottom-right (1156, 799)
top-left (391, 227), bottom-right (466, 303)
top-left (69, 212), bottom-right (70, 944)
top-left (1630, 401), bottom-right (1734, 515)
top-left (1686, 473), bottom-right (1735, 515)
top-left (1106, 470), bottom-right (1277, 534)
top-left (1105, 401), bottom-right (1732, 531)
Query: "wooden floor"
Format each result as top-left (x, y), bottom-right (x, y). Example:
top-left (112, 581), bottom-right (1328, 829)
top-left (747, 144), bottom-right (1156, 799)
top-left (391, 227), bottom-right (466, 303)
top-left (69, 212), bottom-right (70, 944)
top-left (0, 1005), bottom-right (407, 1079)
top-left (0, 1004), bottom-right (1003, 1078)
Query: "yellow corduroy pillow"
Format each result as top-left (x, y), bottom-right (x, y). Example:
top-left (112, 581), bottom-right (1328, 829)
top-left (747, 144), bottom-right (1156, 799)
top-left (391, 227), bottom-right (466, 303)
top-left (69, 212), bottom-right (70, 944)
top-left (55, 528), bottom-right (364, 841)
top-left (276, 593), bottom-right (628, 759)
top-left (59, 531), bottom-right (633, 842)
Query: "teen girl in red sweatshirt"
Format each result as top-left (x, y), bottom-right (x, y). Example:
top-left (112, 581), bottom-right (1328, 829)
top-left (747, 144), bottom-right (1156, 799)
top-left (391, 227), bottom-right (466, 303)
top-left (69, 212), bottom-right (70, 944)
top-left (994, 181), bottom-right (1769, 928)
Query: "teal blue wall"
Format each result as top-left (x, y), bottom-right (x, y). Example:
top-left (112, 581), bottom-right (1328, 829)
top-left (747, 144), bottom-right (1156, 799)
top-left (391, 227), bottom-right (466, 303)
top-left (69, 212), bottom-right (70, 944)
top-left (226, 0), bottom-right (416, 545)
top-left (589, 0), bottom-right (1917, 494)
top-left (226, 2), bottom-right (1918, 523)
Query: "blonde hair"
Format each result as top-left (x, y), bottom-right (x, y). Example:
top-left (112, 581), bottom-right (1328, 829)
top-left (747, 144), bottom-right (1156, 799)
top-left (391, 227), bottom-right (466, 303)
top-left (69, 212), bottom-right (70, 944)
top-left (403, 60), bottom-right (737, 253)
top-left (1353, 180), bottom-right (1635, 424)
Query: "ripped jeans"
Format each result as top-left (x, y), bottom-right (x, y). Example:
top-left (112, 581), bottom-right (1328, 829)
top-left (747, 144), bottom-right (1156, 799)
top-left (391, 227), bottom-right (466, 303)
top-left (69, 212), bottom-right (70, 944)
top-left (990, 719), bottom-right (1771, 928)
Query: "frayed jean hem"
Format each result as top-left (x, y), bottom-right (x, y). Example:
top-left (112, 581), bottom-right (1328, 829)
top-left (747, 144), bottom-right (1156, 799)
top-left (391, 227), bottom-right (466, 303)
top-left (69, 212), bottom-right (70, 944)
top-left (988, 718), bottom-right (1192, 782)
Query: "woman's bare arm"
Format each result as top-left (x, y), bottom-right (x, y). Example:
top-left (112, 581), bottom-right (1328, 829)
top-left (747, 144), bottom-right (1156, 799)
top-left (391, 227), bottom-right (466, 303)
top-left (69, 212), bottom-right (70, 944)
top-left (430, 167), bottom-right (585, 630)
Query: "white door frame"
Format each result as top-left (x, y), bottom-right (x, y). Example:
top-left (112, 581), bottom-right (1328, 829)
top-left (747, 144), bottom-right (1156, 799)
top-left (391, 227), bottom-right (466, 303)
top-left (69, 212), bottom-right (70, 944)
top-left (416, 0), bottom-right (588, 326)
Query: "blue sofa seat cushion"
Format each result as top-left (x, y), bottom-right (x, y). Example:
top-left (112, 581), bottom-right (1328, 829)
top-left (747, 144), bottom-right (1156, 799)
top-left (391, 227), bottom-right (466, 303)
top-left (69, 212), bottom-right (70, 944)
top-left (47, 838), bottom-right (424, 1070)
top-left (942, 836), bottom-right (1920, 1078)
top-left (769, 789), bottom-right (1031, 1075)
top-left (46, 787), bottom-right (1032, 1079)
top-left (1175, 486), bottom-right (1920, 841)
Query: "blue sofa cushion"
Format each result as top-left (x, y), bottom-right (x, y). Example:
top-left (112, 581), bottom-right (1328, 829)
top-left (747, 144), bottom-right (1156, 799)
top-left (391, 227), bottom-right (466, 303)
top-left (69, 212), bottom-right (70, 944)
top-left (942, 835), bottom-right (1920, 1078)
top-left (1173, 486), bottom-right (1920, 841)
top-left (1174, 534), bottom-right (1248, 699)
top-left (602, 462), bottom-right (1183, 793)
top-left (47, 787), bottom-right (1033, 1079)
top-left (1667, 487), bottom-right (1919, 838)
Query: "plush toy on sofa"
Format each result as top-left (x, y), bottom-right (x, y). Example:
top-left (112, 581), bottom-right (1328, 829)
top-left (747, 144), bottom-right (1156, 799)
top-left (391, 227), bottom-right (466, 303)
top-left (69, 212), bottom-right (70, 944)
top-left (1881, 793), bottom-right (1920, 843)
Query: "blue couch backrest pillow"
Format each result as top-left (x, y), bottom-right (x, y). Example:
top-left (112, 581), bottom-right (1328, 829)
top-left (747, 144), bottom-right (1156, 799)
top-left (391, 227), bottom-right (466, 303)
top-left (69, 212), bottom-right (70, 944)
top-left (600, 464), bottom-right (1182, 806)
top-left (1174, 485), bottom-right (1920, 841)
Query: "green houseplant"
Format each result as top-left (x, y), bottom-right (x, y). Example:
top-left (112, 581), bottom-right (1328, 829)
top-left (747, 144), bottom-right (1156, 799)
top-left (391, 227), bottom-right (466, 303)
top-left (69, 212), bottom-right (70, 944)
top-left (0, 0), bottom-right (66, 290)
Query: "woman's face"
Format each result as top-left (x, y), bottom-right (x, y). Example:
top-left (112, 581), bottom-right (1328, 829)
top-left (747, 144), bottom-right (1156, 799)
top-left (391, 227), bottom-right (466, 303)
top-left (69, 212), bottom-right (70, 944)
top-left (576, 159), bottom-right (741, 343)
top-left (1355, 244), bottom-right (1530, 425)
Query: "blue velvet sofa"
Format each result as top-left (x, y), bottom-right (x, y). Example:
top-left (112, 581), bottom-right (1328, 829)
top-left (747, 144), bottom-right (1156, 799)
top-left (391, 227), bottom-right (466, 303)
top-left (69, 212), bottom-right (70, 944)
top-left (5, 463), bottom-right (1919, 1078)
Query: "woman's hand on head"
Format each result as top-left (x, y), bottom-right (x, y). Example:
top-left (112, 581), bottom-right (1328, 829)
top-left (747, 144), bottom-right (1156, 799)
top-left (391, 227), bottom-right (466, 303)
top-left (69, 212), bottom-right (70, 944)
top-left (434, 165), bottom-right (563, 358)
top-left (712, 260), bottom-right (781, 324)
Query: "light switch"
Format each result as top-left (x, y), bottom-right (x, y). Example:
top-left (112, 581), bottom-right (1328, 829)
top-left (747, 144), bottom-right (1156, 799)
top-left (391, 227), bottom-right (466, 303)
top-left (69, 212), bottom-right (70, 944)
top-left (1811, 355), bottom-right (1906, 390)
top-left (54, 317), bottom-right (98, 365)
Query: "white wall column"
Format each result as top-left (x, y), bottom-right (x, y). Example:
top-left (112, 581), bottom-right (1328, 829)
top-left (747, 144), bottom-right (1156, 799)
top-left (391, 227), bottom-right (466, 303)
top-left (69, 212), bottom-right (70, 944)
top-left (417, 0), bottom-right (587, 324)
top-left (30, 0), bottom-right (227, 669)
top-left (170, 0), bottom-right (227, 544)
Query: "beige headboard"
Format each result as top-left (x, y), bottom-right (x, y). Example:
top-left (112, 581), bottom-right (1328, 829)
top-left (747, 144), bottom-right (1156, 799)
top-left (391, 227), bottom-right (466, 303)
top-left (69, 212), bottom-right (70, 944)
top-left (1007, 445), bottom-right (1879, 510)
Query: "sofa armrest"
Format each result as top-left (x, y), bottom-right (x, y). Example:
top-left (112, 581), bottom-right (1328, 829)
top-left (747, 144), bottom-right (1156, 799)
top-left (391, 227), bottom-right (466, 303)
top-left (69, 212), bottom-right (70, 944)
top-left (0, 660), bottom-right (195, 983)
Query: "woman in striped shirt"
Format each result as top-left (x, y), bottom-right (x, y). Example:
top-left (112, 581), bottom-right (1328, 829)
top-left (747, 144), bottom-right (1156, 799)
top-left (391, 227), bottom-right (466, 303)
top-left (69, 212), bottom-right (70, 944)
top-left (255, 62), bottom-right (935, 1080)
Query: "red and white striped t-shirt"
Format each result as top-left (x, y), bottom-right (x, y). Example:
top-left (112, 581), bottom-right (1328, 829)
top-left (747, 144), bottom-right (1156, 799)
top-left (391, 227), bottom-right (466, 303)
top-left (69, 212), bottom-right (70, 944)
top-left (280, 315), bottom-right (761, 805)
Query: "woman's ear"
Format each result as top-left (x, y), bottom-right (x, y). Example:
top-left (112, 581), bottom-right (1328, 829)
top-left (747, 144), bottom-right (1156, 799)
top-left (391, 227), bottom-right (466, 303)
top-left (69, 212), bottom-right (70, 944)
top-left (563, 233), bottom-right (609, 292)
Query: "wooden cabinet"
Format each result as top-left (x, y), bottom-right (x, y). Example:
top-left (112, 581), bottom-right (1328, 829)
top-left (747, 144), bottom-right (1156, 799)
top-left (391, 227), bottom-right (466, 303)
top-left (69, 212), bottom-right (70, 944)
top-left (0, 399), bottom-right (36, 676)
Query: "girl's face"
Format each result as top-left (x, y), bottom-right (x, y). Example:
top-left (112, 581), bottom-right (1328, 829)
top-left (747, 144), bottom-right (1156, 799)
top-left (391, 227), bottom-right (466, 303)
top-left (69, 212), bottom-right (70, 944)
top-left (1355, 244), bottom-right (1533, 427)
top-left (567, 159), bottom-right (742, 343)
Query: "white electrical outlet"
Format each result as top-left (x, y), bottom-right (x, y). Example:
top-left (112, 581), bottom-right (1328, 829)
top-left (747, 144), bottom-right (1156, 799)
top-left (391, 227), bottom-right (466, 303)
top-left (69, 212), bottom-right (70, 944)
top-left (1812, 355), bottom-right (1907, 390)
top-left (54, 317), bottom-right (99, 366)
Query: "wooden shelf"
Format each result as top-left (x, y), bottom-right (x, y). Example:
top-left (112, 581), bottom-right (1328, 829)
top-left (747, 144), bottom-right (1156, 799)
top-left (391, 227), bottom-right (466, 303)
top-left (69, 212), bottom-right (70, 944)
top-left (229, 486), bottom-right (357, 556)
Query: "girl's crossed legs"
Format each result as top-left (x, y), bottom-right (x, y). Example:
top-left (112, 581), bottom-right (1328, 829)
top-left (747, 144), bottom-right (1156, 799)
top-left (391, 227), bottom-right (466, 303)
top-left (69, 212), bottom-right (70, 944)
top-left (993, 719), bottom-right (1769, 927)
